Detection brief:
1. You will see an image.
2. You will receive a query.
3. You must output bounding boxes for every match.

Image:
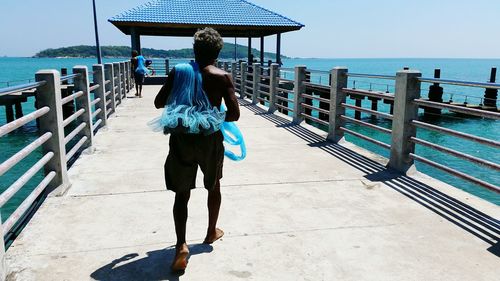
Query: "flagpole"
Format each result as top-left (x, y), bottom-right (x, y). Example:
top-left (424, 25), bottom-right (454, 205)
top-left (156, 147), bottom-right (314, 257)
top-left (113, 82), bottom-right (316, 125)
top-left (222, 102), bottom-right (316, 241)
top-left (92, 0), bottom-right (102, 64)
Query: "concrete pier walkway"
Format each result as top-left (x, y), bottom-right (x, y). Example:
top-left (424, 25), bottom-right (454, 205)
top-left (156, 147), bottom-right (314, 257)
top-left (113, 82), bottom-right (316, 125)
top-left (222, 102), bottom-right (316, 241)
top-left (5, 86), bottom-right (499, 280)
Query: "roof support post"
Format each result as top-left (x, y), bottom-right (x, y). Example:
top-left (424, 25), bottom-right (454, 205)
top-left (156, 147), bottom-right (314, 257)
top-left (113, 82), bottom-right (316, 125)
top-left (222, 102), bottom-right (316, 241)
top-left (131, 27), bottom-right (141, 54)
top-left (247, 37), bottom-right (252, 63)
top-left (276, 33), bottom-right (282, 66)
top-left (260, 36), bottom-right (265, 65)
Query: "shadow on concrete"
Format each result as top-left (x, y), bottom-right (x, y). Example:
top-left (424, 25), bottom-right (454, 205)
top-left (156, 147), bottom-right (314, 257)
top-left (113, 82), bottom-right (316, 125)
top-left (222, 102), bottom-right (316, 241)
top-left (241, 100), bottom-right (500, 253)
top-left (90, 243), bottom-right (213, 281)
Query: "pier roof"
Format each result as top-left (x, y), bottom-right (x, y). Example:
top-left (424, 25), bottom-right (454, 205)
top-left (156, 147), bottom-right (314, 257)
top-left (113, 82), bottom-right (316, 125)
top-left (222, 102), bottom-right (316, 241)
top-left (108, 0), bottom-right (304, 37)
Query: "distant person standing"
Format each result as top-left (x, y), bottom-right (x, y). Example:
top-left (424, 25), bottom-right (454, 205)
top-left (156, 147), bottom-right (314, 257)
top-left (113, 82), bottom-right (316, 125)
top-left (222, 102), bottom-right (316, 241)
top-left (131, 50), bottom-right (148, 98)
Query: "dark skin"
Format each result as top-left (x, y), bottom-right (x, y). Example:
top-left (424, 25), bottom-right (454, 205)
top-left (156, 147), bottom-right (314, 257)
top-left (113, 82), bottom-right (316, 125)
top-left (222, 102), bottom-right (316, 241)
top-left (154, 58), bottom-right (240, 271)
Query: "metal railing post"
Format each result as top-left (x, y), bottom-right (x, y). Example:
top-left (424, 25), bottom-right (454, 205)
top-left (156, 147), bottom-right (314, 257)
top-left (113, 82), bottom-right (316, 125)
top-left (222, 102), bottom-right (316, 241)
top-left (113, 63), bottom-right (122, 105)
top-left (293, 66), bottom-right (307, 123)
top-left (223, 62), bottom-right (229, 72)
top-left (104, 63), bottom-right (116, 114)
top-left (252, 63), bottom-right (261, 104)
top-left (92, 64), bottom-right (107, 128)
top-left (165, 59), bottom-right (170, 75)
top-left (120, 62), bottom-right (126, 98)
top-left (73, 66), bottom-right (94, 149)
top-left (388, 69), bottom-right (422, 172)
top-left (240, 62), bottom-right (247, 99)
top-left (327, 67), bottom-right (348, 142)
top-left (268, 63), bottom-right (279, 113)
top-left (0, 218), bottom-right (4, 280)
top-left (124, 61), bottom-right (130, 93)
top-left (231, 62), bottom-right (237, 82)
top-left (35, 70), bottom-right (70, 195)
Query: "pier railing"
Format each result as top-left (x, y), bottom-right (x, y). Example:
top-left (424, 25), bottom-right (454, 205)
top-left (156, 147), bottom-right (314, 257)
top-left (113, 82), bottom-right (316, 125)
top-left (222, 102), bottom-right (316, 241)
top-left (0, 61), bottom-right (133, 259)
top-left (229, 62), bottom-right (499, 194)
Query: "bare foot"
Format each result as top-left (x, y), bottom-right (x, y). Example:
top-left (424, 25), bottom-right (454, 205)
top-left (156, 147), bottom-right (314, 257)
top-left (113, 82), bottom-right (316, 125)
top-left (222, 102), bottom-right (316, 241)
top-left (203, 228), bottom-right (224, 244)
top-left (171, 243), bottom-right (189, 272)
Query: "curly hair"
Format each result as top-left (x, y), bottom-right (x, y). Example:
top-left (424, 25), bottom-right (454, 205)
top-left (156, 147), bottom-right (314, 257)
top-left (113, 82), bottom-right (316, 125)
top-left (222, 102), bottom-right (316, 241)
top-left (193, 27), bottom-right (224, 62)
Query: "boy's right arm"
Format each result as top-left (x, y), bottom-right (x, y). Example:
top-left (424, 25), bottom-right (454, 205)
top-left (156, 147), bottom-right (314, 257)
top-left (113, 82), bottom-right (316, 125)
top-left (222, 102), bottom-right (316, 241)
top-left (222, 74), bottom-right (240, 122)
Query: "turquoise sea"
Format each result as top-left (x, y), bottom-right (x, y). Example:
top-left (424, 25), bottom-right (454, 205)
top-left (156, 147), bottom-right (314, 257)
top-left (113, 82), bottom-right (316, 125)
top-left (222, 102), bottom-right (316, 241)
top-left (0, 57), bottom-right (499, 224)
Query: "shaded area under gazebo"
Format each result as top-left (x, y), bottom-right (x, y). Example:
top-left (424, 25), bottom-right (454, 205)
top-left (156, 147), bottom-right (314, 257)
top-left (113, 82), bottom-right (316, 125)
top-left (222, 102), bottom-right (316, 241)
top-left (108, 0), bottom-right (304, 65)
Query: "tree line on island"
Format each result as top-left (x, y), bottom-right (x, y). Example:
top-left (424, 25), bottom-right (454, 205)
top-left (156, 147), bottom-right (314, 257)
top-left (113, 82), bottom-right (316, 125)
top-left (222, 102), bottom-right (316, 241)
top-left (34, 43), bottom-right (288, 60)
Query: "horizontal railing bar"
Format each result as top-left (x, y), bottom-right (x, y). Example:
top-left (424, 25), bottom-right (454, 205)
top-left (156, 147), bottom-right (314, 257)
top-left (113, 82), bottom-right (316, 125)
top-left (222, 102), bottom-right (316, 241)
top-left (342, 88), bottom-right (395, 101)
top-left (347, 73), bottom-right (396, 80)
top-left (62, 108), bottom-right (85, 127)
top-left (60, 73), bottom-right (81, 82)
top-left (302, 93), bottom-right (330, 103)
top-left (257, 96), bottom-right (268, 103)
top-left (0, 107), bottom-right (50, 137)
top-left (258, 90), bottom-right (270, 96)
top-left (341, 115), bottom-right (392, 134)
top-left (301, 103), bottom-right (329, 114)
top-left (261, 75), bottom-right (271, 79)
top-left (275, 103), bottom-right (293, 112)
top-left (279, 78), bottom-right (294, 83)
top-left (258, 83), bottom-right (270, 89)
top-left (94, 118), bottom-right (102, 129)
top-left (0, 81), bottom-right (46, 97)
top-left (308, 69), bottom-right (330, 74)
top-left (280, 68), bottom-right (295, 72)
top-left (411, 120), bottom-right (500, 148)
top-left (3, 171), bottom-right (56, 236)
top-left (301, 113), bottom-right (329, 126)
top-left (61, 90), bottom-right (84, 105)
top-left (66, 136), bottom-right (88, 161)
top-left (275, 95), bottom-right (293, 103)
top-left (340, 127), bottom-right (391, 149)
top-left (0, 152), bottom-right (54, 208)
top-left (277, 87), bottom-right (293, 93)
top-left (105, 99), bottom-right (112, 106)
top-left (64, 122), bottom-right (86, 144)
top-left (411, 137), bottom-right (500, 171)
top-left (106, 108), bottom-right (112, 116)
top-left (418, 77), bottom-right (500, 89)
top-left (104, 80), bottom-right (111, 85)
top-left (304, 82), bottom-right (331, 93)
top-left (105, 90), bottom-right (112, 97)
top-left (413, 99), bottom-right (500, 120)
top-left (91, 97), bottom-right (101, 107)
top-left (92, 108), bottom-right (102, 119)
top-left (0, 132), bottom-right (52, 177)
top-left (341, 103), bottom-right (394, 120)
top-left (409, 153), bottom-right (499, 193)
top-left (89, 84), bottom-right (100, 92)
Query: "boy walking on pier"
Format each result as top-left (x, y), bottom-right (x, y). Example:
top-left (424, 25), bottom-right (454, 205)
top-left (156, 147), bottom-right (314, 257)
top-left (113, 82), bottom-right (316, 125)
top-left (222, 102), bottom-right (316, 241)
top-left (154, 27), bottom-right (240, 272)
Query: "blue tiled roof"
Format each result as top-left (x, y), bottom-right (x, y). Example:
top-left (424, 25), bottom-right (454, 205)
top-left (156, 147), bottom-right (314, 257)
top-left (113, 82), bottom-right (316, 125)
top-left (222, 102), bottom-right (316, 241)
top-left (109, 0), bottom-right (304, 27)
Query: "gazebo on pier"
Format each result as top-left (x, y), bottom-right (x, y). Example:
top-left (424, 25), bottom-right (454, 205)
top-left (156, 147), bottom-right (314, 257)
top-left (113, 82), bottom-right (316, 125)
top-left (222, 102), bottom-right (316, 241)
top-left (108, 0), bottom-right (304, 65)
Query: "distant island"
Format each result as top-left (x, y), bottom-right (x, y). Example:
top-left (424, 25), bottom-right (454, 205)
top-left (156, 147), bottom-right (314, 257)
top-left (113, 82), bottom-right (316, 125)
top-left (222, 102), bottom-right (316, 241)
top-left (34, 43), bottom-right (288, 60)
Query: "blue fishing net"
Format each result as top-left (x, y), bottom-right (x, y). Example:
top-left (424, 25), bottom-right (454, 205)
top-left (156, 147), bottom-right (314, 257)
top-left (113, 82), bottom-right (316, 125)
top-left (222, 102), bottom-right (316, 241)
top-left (148, 62), bottom-right (246, 161)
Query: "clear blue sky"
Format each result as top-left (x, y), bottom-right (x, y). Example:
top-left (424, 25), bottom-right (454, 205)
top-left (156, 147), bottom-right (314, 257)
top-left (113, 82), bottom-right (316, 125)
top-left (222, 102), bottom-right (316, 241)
top-left (1, 0), bottom-right (499, 58)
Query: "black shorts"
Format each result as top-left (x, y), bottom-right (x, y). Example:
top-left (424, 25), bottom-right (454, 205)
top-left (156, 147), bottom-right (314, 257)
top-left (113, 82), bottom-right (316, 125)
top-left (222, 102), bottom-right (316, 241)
top-left (134, 72), bottom-right (145, 85)
top-left (165, 131), bottom-right (224, 193)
